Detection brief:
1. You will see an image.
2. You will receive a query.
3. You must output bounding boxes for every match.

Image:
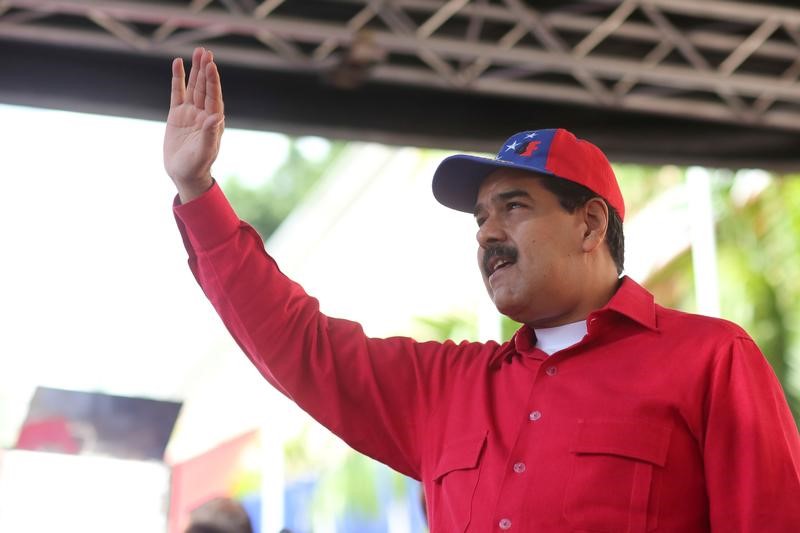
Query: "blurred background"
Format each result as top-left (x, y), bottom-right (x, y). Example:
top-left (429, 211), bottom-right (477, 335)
top-left (2, 1), bottom-right (800, 532)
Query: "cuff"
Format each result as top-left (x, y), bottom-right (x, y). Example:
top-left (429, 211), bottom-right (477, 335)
top-left (173, 181), bottom-right (241, 251)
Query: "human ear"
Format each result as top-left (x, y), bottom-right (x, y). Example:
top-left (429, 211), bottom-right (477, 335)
top-left (581, 198), bottom-right (609, 252)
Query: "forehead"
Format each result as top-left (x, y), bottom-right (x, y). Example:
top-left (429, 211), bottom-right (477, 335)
top-left (476, 168), bottom-right (548, 201)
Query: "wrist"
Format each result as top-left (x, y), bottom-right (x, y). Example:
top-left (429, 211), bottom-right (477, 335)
top-left (176, 176), bottom-right (215, 204)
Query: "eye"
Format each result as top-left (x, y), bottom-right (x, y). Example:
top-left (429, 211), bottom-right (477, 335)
top-left (475, 216), bottom-right (487, 227)
top-left (506, 201), bottom-right (524, 211)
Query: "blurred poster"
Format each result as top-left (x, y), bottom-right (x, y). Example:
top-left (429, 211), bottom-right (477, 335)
top-left (15, 386), bottom-right (181, 460)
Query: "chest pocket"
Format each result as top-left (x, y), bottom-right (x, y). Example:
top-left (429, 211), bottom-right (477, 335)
top-left (432, 432), bottom-right (487, 532)
top-left (563, 419), bottom-right (672, 533)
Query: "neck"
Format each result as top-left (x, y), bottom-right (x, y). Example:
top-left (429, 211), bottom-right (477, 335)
top-left (527, 267), bottom-right (621, 329)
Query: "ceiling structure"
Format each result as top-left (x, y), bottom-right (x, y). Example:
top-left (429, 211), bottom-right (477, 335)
top-left (2, 0), bottom-right (800, 169)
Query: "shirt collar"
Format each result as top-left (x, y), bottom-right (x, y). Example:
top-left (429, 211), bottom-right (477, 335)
top-left (489, 276), bottom-right (658, 369)
top-left (599, 276), bottom-right (658, 332)
top-left (489, 337), bottom-right (522, 369)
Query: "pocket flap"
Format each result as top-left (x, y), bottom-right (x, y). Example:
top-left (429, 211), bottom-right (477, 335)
top-left (570, 419), bottom-right (672, 467)
top-left (433, 432), bottom-right (487, 481)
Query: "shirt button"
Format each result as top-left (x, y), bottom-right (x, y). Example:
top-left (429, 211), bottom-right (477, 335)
top-left (499, 518), bottom-right (512, 530)
top-left (529, 410), bottom-right (542, 421)
top-left (545, 366), bottom-right (557, 376)
top-left (513, 462), bottom-right (526, 473)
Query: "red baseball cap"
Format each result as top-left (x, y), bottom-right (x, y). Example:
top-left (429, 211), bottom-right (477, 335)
top-left (432, 128), bottom-right (625, 220)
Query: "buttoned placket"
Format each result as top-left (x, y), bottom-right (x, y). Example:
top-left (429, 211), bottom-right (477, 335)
top-left (490, 353), bottom-right (562, 530)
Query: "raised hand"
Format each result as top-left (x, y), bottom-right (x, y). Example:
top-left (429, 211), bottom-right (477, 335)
top-left (164, 47), bottom-right (225, 202)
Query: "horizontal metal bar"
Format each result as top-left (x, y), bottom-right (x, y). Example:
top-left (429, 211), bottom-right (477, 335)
top-left (640, 0), bottom-right (800, 26)
top-left (6, 0), bottom-right (800, 102)
top-left (4, 0), bottom-right (800, 133)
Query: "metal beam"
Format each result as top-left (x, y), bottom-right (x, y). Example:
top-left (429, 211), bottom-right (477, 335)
top-left (2, 0), bottom-right (800, 135)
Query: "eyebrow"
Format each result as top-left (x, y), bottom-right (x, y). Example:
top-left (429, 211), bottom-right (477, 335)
top-left (473, 189), bottom-right (533, 217)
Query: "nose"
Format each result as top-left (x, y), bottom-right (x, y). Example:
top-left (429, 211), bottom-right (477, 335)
top-left (476, 214), bottom-right (507, 248)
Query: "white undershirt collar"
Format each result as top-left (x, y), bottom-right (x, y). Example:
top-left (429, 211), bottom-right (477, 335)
top-left (534, 320), bottom-right (588, 356)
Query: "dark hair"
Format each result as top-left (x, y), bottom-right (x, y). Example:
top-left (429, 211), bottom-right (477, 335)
top-left (538, 178), bottom-right (625, 275)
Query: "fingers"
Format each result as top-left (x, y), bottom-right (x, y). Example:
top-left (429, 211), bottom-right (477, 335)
top-left (170, 58), bottom-right (186, 108)
top-left (185, 47), bottom-right (203, 108)
top-left (176, 47), bottom-right (221, 113)
top-left (194, 49), bottom-right (209, 110)
top-left (204, 52), bottom-right (224, 116)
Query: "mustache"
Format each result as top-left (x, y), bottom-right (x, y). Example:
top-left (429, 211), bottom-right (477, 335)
top-left (482, 244), bottom-right (519, 277)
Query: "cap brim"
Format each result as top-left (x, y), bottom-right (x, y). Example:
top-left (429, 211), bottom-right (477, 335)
top-left (432, 154), bottom-right (554, 213)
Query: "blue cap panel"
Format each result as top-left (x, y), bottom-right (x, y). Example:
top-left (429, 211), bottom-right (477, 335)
top-left (496, 129), bottom-right (557, 173)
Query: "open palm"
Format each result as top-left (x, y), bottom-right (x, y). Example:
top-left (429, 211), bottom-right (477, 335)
top-left (164, 47), bottom-right (224, 191)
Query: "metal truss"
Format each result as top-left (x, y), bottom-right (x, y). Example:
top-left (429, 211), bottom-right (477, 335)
top-left (3, 0), bottom-right (800, 131)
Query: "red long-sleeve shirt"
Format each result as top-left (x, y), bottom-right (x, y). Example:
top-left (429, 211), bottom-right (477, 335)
top-left (174, 182), bottom-right (800, 532)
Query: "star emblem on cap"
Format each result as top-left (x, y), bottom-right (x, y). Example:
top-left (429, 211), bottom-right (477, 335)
top-left (524, 132), bottom-right (538, 139)
top-left (505, 140), bottom-right (520, 151)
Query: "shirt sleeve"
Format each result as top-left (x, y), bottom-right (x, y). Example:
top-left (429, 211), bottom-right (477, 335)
top-left (703, 334), bottom-right (800, 531)
top-left (172, 183), bottom-right (473, 480)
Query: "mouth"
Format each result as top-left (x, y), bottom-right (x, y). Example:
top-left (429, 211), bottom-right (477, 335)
top-left (487, 256), bottom-right (515, 278)
top-left (483, 245), bottom-right (519, 279)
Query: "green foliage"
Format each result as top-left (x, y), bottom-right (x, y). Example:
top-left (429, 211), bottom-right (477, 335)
top-left (613, 163), bottom-right (684, 218)
top-left (412, 311), bottom-right (521, 344)
top-left (220, 138), bottom-right (346, 239)
top-left (647, 250), bottom-right (696, 313)
top-left (413, 314), bottom-right (479, 342)
top-left (285, 426), bottom-right (412, 526)
top-left (312, 452), bottom-right (381, 520)
top-left (501, 316), bottom-right (522, 342)
top-left (283, 426), bottom-right (321, 479)
top-left (390, 468), bottom-right (410, 501)
top-left (230, 469), bottom-right (262, 499)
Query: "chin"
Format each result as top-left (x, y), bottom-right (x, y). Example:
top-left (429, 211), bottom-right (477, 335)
top-left (491, 296), bottom-right (527, 323)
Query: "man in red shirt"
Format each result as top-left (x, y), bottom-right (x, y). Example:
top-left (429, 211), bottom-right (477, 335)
top-left (165, 47), bottom-right (800, 532)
